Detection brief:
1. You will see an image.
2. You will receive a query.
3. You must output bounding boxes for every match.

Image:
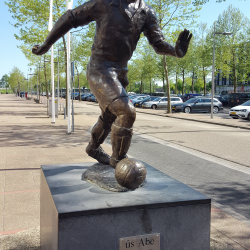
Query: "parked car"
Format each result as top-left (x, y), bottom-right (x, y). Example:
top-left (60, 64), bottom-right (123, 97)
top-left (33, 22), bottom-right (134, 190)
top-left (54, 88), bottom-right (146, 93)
top-left (75, 93), bottom-right (86, 100)
top-left (215, 95), bottom-right (229, 106)
top-left (142, 96), bottom-right (183, 109)
top-left (129, 95), bottom-right (141, 100)
top-left (130, 95), bottom-right (149, 106)
top-left (84, 93), bottom-right (94, 101)
top-left (89, 95), bottom-right (98, 102)
top-left (229, 100), bottom-right (250, 120)
top-left (87, 94), bottom-right (97, 102)
top-left (228, 93), bottom-right (250, 107)
top-left (81, 93), bottom-right (93, 101)
top-left (182, 93), bottom-right (202, 102)
top-left (172, 97), bottom-right (223, 113)
top-left (134, 96), bottom-right (160, 108)
top-left (71, 92), bottom-right (79, 99)
top-left (86, 95), bottom-right (93, 101)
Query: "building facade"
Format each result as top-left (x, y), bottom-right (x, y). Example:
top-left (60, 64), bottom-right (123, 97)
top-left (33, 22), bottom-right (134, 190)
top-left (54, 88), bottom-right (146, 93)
top-left (215, 70), bottom-right (250, 94)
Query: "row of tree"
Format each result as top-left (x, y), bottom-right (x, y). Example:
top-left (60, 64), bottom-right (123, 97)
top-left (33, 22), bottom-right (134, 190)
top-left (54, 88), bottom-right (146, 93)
top-left (3, 0), bottom-right (249, 112)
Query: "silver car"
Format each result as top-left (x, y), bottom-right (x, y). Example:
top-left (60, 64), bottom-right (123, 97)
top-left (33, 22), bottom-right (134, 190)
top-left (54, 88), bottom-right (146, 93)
top-left (142, 97), bottom-right (183, 109)
top-left (130, 95), bottom-right (149, 105)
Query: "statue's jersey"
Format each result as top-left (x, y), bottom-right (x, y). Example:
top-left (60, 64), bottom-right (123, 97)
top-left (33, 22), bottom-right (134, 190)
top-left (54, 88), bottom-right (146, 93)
top-left (67, 0), bottom-right (165, 62)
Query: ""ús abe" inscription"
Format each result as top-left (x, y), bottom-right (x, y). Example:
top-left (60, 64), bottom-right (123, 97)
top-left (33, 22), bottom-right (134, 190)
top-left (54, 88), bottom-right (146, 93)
top-left (119, 233), bottom-right (160, 250)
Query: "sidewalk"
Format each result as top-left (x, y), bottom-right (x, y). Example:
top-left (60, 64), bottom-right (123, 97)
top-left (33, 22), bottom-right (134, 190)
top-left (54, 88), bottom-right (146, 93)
top-left (0, 95), bottom-right (250, 249)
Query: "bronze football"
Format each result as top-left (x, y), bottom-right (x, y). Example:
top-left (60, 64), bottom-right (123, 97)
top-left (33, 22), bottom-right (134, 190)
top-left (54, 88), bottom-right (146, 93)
top-left (115, 158), bottom-right (147, 190)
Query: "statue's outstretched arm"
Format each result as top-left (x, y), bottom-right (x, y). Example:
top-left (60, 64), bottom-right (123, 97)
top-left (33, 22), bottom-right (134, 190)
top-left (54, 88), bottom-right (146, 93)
top-left (32, 0), bottom-right (98, 55)
top-left (32, 10), bottom-right (76, 55)
top-left (154, 29), bottom-right (192, 58)
top-left (143, 6), bottom-right (192, 58)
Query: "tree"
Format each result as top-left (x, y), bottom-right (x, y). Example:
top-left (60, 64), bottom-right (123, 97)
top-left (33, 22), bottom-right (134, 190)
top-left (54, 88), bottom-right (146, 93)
top-left (145, 0), bottom-right (201, 113)
top-left (175, 51), bottom-right (190, 95)
top-left (5, 0), bottom-right (77, 111)
top-left (186, 34), bottom-right (200, 93)
top-left (71, 24), bottom-right (96, 98)
top-left (1, 75), bottom-right (9, 90)
top-left (195, 23), bottom-right (212, 95)
top-left (141, 45), bottom-right (162, 94)
top-left (193, 0), bottom-right (245, 5)
top-left (214, 5), bottom-right (250, 92)
top-left (8, 67), bottom-right (25, 92)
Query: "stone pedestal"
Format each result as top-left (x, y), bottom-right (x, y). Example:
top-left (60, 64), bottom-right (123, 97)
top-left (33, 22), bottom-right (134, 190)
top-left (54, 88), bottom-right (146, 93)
top-left (40, 162), bottom-right (211, 250)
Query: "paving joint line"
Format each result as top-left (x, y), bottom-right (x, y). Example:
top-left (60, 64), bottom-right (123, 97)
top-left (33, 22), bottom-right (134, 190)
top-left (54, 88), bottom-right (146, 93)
top-left (210, 225), bottom-right (249, 250)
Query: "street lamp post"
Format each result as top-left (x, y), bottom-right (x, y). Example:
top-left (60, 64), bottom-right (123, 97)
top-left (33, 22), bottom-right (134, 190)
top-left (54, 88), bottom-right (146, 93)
top-left (37, 61), bottom-right (43, 102)
top-left (55, 49), bottom-right (64, 111)
top-left (211, 23), bottom-right (232, 119)
top-left (29, 73), bottom-right (38, 100)
top-left (28, 68), bottom-right (32, 98)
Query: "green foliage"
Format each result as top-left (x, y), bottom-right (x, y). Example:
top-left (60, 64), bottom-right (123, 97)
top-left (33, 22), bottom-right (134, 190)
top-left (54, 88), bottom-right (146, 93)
top-left (0, 74), bottom-right (9, 88)
top-left (6, 0), bottom-right (250, 97)
top-left (214, 5), bottom-right (250, 92)
top-left (7, 67), bottom-right (25, 91)
top-left (192, 0), bottom-right (245, 6)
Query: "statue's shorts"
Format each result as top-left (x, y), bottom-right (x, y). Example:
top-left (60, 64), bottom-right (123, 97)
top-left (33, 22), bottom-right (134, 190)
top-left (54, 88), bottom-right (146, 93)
top-left (87, 56), bottom-right (129, 112)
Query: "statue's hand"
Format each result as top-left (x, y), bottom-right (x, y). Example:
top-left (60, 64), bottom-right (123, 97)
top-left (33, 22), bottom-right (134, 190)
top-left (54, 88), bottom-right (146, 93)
top-left (175, 29), bottom-right (192, 58)
top-left (32, 44), bottom-right (50, 56)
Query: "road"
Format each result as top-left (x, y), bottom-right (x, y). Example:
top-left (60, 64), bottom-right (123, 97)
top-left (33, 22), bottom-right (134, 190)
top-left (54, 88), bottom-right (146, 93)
top-left (74, 101), bottom-right (250, 226)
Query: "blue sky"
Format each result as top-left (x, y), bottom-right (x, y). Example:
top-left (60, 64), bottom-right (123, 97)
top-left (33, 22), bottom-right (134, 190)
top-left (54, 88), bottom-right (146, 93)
top-left (0, 0), bottom-right (249, 78)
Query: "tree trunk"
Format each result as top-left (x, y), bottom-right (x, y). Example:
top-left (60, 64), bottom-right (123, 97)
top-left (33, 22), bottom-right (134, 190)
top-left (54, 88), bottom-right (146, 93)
top-left (203, 67), bottom-right (206, 96)
top-left (38, 66), bottom-right (41, 102)
top-left (59, 78), bottom-right (62, 99)
top-left (75, 64), bottom-right (81, 101)
top-left (175, 72), bottom-right (178, 94)
top-left (44, 56), bottom-right (49, 115)
top-left (233, 53), bottom-right (237, 93)
top-left (163, 55), bottom-right (171, 114)
top-left (162, 76), bottom-right (165, 92)
top-left (140, 78), bottom-right (143, 94)
top-left (192, 70), bottom-right (194, 93)
top-left (182, 69), bottom-right (184, 95)
top-left (62, 36), bottom-right (68, 114)
top-left (150, 78), bottom-right (152, 94)
top-left (233, 67), bottom-right (237, 93)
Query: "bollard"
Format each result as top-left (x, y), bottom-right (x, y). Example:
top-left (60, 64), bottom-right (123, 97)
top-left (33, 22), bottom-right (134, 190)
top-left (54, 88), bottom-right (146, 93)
top-left (64, 107), bottom-right (66, 119)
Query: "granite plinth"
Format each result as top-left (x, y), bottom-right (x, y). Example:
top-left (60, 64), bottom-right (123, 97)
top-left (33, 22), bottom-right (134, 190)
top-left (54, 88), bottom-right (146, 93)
top-left (40, 162), bottom-right (211, 250)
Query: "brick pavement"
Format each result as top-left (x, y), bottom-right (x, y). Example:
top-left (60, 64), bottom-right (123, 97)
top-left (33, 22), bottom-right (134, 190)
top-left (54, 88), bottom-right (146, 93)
top-left (0, 94), bottom-right (250, 249)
